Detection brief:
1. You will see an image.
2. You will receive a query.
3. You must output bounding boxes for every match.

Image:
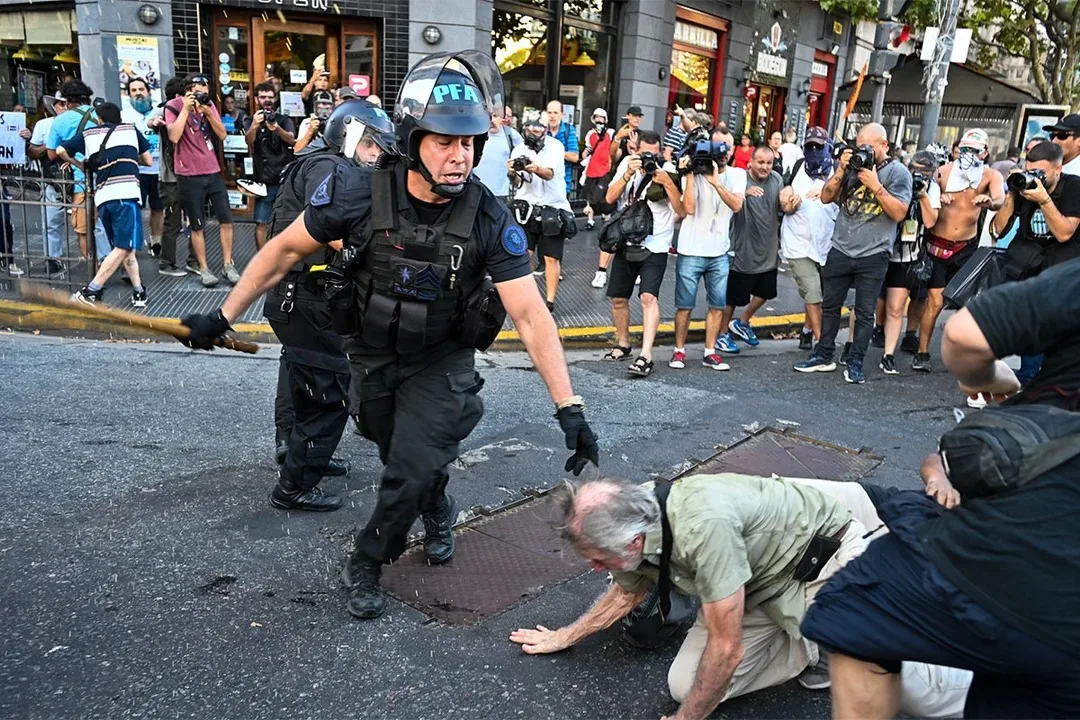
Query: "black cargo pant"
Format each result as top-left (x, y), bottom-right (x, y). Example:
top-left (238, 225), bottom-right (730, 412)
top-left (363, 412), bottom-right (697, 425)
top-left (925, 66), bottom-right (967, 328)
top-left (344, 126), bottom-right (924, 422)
top-left (265, 273), bottom-right (351, 490)
top-left (158, 180), bottom-right (186, 268)
top-left (346, 345), bottom-right (484, 565)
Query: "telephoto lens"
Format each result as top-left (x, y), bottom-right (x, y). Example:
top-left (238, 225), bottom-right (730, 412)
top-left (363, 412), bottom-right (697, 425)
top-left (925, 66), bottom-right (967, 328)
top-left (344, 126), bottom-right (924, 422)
top-left (640, 152), bottom-right (659, 175)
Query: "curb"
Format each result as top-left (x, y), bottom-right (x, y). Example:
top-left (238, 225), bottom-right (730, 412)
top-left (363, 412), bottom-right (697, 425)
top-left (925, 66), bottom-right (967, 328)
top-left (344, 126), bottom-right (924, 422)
top-left (0, 298), bottom-right (809, 351)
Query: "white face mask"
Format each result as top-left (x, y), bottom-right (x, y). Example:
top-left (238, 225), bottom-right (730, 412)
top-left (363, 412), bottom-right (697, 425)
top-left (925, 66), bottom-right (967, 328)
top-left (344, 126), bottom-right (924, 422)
top-left (954, 150), bottom-right (984, 188)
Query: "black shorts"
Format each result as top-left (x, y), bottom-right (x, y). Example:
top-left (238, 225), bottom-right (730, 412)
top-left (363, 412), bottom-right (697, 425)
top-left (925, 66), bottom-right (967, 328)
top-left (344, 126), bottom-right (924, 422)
top-left (177, 173), bottom-right (234, 230)
top-left (928, 239), bottom-right (978, 289)
top-left (526, 228), bottom-right (566, 262)
top-left (883, 261), bottom-right (918, 290)
top-left (583, 174), bottom-right (615, 213)
top-left (607, 250), bottom-right (667, 299)
top-left (726, 268), bottom-right (778, 307)
top-left (138, 174), bottom-right (163, 211)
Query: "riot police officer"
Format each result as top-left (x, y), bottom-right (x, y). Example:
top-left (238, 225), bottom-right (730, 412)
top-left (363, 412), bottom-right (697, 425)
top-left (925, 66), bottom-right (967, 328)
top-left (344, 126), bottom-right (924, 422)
top-left (180, 51), bottom-right (598, 620)
top-left (265, 99), bottom-right (398, 512)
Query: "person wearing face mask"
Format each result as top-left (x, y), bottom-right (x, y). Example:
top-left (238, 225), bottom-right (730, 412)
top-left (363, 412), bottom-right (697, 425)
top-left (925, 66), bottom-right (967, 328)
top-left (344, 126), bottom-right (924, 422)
top-left (178, 52), bottom-right (598, 620)
top-left (294, 90), bottom-right (336, 153)
top-left (780, 127), bottom-right (840, 351)
top-left (581, 108), bottom-right (615, 287)
top-left (507, 116), bottom-right (571, 312)
top-left (121, 77), bottom-right (166, 258)
top-left (913, 129), bottom-right (1004, 373)
top-left (243, 81), bottom-right (297, 250)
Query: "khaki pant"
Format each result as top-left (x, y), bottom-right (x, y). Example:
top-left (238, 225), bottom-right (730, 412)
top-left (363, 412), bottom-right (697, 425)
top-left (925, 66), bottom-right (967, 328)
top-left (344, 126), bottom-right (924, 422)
top-left (667, 478), bottom-right (972, 718)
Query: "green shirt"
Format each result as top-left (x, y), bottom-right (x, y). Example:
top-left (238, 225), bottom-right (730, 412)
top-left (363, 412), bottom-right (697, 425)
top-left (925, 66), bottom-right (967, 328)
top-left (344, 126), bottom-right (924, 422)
top-left (610, 473), bottom-right (850, 637)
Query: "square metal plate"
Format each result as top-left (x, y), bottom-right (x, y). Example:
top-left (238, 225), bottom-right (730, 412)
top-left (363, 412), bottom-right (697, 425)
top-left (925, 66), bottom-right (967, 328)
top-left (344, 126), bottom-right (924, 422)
top-left (688, 428), bottom-right (882, 482)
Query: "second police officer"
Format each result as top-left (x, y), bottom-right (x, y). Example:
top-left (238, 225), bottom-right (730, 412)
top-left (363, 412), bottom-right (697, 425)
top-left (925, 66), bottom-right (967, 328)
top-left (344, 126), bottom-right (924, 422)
top-left (180, 51), bottom-right (599, 620)
top-left (265, 99), bottom-right (399, 513)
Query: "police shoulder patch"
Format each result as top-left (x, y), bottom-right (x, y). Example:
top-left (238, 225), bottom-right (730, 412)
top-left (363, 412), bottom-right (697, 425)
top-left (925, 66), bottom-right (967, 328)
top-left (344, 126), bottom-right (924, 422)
top-left (502, 223), bottom-right (528, 256)
top-left (310, 173), bottom-right (334, 207)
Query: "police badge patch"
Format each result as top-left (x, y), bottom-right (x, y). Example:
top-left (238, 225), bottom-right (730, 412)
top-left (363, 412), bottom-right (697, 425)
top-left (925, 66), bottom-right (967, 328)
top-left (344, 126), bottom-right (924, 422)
top-left (502, 224), bottom-right (527, 256)
top-left (310, 173), bottom-right (334, 207)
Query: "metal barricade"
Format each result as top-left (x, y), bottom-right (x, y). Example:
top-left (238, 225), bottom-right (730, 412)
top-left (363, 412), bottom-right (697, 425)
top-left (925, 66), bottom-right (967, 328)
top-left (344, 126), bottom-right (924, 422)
top-left (0, 166), bottom-right (96, 292)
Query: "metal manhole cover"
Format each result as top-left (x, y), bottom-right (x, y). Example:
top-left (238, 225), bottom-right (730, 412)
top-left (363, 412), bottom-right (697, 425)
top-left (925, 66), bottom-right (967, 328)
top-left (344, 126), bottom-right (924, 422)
top-left (689, 427), bottom-right (881, 482)
top-left (381, 494), bottom-right (586, 626)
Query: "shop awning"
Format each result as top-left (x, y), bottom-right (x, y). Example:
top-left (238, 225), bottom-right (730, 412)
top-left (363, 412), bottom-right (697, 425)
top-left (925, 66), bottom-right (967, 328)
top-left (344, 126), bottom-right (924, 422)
top-left (10, 10), bottom-right (75, 46)
top-left (0, 13), bottom-right (25, 41)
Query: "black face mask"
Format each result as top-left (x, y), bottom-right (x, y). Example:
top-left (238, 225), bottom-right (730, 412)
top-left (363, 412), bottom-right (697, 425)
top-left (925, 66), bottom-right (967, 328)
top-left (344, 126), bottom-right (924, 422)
top-left (523, 133), bottom-right (545, 153)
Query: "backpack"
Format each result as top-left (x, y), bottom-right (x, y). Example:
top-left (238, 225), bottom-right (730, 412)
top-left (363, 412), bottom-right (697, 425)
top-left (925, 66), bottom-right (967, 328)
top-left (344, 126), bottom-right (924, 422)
top-left (938, 404), bottom-right (1080, 499)
top-left (598, 176), bottom-right (653, 255)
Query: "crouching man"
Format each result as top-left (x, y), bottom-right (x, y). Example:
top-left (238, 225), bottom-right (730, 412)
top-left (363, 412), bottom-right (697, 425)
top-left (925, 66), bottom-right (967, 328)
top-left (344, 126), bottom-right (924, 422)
top-left (510, 473), bottom-right (970, 719)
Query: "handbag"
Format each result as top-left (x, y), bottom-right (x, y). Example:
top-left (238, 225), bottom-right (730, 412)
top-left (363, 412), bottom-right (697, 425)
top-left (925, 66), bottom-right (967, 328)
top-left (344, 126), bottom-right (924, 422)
top-left (943, 247), bottom-right (1006, 310)
top-left (619, 479), bottom-right (696, 649)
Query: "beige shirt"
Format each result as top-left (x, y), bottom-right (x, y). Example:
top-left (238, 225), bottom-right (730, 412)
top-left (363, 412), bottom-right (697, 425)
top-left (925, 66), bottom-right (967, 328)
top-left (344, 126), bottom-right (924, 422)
top-left (611, 473), bottom-right (851, 638)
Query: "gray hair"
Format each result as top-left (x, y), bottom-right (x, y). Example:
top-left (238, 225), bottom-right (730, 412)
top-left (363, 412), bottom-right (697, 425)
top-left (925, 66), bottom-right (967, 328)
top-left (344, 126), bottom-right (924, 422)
top-left (554, 477), bottom-right (662, 556)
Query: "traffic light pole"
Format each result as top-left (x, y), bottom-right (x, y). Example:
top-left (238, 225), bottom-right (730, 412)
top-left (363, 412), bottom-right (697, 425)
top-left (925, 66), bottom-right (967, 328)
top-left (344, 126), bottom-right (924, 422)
top-left (918, 0), bottom-right (962, 147)
top-left (871, 78), bottom-right (887, 122)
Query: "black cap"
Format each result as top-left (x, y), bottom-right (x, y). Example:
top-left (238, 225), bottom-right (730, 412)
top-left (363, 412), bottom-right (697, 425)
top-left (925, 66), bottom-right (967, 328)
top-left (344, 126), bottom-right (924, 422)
top-left (626, 105), bottom-right (643, 116)
top-left (1042, 114), bottom-right (1080, 133)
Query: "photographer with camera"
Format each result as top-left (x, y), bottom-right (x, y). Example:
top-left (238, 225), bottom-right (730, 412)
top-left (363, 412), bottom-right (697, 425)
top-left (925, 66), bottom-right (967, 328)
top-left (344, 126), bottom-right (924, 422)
top-left (609, 105), bottom-right (644, 167)
top-left (507, 117), bottom-right (571, 312)
top-left (293, 90), bottom-right (335, 153)
top-left (912, 129), bottom-right (1003, 372)
top-left (603, 130), bottom-right (685, 377)
top-left (670, 130), bottom-right (746, 371)
top-left (165, 73), bottom-right (236, 287)
top-left (794, 122), bottom-right (912, 384)
top-left (243, 82), bottom-right (297, 251)
top-left (990, 140), bottom-right (1080, 386)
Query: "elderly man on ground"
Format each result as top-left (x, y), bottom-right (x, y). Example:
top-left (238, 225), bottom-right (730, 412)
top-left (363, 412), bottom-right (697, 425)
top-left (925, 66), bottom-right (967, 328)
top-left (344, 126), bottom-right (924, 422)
top-left (510, 473), bottom-right (970, 720)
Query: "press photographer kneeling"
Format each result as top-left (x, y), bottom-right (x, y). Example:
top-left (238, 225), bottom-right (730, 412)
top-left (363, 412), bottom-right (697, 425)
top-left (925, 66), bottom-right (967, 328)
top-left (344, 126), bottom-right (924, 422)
top-left (508, 117), bottom-right (573, 312)
top-left (990, 140), bottom-right (1080, 385)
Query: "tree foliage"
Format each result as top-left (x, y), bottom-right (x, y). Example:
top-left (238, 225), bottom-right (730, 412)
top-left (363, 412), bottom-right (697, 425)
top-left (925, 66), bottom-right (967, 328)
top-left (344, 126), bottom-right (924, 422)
top-left (963, 0), bottom-right (1080, 109)
top-left (818, 0), bottom-right (937, 29)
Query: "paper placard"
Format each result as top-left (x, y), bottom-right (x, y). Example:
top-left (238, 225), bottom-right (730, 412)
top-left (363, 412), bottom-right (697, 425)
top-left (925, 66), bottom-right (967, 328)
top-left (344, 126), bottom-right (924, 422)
top-left (290, 69), bottom-right (308, 84)
top-left (243, 157), bottom-right (255, 175)
top-left (348, 74), bottom-right (370, 96)
top-left (279, 91), bottom-right (305, 116)
top-left (0, 112), bottom-right (27, 166)
top-left (227, 190), bottom-right (245, 209)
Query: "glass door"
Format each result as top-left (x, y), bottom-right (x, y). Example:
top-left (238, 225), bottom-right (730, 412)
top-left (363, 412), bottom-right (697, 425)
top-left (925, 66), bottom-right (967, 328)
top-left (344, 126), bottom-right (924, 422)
top-left (252, 18), bottom-right (338, 125)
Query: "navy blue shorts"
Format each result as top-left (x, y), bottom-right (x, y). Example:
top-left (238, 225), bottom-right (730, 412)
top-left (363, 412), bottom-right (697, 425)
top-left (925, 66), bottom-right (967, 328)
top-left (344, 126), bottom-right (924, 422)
top-left (802, 491), bottom-right (1080, 718)
top-left (98, 199), bottom-right (144, 251)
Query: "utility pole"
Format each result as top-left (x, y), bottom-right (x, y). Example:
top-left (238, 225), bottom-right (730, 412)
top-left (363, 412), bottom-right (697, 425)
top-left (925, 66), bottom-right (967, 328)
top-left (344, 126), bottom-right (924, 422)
top-left (918, 0), bottom-right (962, 147)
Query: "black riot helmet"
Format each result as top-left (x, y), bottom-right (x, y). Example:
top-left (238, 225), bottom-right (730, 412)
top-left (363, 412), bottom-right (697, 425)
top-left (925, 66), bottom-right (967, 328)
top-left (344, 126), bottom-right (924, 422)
top-left (320, 98), bottom-right (397, 162)
top-left (394, 50), bottom-right (505, 198)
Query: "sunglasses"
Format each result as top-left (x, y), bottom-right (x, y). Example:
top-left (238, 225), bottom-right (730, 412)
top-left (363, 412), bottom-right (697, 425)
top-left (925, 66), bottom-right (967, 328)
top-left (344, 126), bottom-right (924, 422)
top-left (1052, 130), bottom-right (1076, 141)
top-left (189, 76), bottom-right (210, 85)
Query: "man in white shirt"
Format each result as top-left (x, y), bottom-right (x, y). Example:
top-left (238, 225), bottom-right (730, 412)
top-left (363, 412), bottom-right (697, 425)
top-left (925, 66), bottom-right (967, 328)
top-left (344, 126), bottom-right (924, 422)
top-left (602, 130), bottom-right (686, 377)
top-left (780, 127), bottom-right (840, 350)
top-left (670, 130), bottom-right (746, 371)
top-left (508, 117), bottom-right (570, 311)
top-left (120, 77), bottom-right (165, 256)
top-left (475, 111), bottom-right (523, 200)
top-left (1043, 114), bottom-right (1080, 176)
top-left (777, 128), bottom-right (805, 176)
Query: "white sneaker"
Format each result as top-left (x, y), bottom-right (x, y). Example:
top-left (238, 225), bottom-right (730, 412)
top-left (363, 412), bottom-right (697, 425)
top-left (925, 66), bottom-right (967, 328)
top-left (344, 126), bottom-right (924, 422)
top-left (966, 393), bottom-right (988, 409)
top-left (590, 270), bottom-right (607, 288)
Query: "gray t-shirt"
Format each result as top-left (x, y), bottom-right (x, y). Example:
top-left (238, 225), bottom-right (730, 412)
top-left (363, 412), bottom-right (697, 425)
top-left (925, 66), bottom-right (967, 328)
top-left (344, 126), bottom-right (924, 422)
top-left (831, 160), bottom-right (913, 258)
top-left (731, 170), bottom-right (782, 273)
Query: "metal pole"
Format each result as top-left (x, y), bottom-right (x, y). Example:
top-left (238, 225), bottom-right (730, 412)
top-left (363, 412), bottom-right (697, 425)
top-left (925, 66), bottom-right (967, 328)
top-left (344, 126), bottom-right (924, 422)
top-left (871, 79), bottom-right (887, 123)
top-left (543, 1), bottom-right (565, 104)
top-left (918, 0), bottom-right (962, 147)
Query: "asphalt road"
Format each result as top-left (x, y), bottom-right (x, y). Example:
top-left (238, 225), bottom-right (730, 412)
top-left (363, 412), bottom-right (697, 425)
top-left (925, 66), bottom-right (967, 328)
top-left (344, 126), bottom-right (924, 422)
top-left (0, 329), bottom-right (966, 719)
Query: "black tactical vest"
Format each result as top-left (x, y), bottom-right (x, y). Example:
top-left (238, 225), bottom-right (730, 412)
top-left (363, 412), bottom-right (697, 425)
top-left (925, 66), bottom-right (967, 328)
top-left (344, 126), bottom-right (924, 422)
top-left (253, 124), bottom-right (293, 185)
top-left (269, 151), bottom-right (353, 271)
top-left (351, 168), bottom-right (482, 354)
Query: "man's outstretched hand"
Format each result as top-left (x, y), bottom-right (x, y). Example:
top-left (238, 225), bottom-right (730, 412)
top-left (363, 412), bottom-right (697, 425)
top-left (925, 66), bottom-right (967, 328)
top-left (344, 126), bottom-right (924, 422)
top-left (921, 453), bottom-right (961, 509)
top-left (509, 625), bottom-right (571, 654)
top-left (180, 309), bottom-right (231, 350)
top-left (556, 406), bottom-right (599, 475)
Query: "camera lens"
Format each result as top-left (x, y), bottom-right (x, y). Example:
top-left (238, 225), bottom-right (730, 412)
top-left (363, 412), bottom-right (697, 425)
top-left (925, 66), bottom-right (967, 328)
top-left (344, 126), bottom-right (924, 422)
top-left (1006, 172), bottom-right (1035, 193)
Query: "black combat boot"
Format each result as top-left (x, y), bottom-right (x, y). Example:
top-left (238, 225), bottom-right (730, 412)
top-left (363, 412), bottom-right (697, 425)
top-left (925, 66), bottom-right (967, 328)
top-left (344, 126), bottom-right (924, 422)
top-left (342, 559), bottom-right (384, 619)
top-left (268, 477), bottom-right (342, 512)
top-left (422, 493), bottom-right (459, 564)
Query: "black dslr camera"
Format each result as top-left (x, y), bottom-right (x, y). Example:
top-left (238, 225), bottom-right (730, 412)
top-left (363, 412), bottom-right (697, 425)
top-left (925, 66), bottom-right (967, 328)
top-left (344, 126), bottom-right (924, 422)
top-left (261, 109), bottom-right (281, 126)
top-left (689, 139), bottom-right (730, 175)
top-left (847, 144), bottom-right (877, 171)
top-left (511, 156), bottom-right (530, 172)
top-left (911, 171), bottom-right (930, 194)
top-left (194, 91), bottom-right (212, 106)
top-left (639, 151), bottom-right (660, 175)
top-left (1006, 168), bottom-right (1046, 193)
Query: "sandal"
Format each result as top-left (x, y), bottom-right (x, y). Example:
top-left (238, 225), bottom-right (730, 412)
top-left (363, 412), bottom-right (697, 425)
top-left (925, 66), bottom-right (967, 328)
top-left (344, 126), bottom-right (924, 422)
top-left (627, 356), bottom-right (654, 377)
top-left (604, 345), bottom-right (632, 361)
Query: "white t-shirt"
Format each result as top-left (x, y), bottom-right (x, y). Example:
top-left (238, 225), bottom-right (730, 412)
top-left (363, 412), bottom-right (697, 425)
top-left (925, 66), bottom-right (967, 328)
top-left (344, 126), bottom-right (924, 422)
top-left (778, 142), bottom-right (804, 174)
top-left (509, 137), bottom-right (570, 211)
top-left (614, 156), bottom-right (679, 254)
top-left (30, 116), bottom-right (54, 147)
top-left (780, 168), bottom-right (840, 265)
top-left (120, 106), bottom-right (160, 174)
top-left (1062, 154), bottom-right (1080, 177)
top-left (676, 168), bottom-right (747, 257)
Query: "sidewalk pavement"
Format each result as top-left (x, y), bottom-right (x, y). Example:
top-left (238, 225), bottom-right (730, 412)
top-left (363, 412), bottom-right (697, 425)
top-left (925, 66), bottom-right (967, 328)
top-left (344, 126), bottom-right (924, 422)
top-left (0, 211), bottom-right (812, 347)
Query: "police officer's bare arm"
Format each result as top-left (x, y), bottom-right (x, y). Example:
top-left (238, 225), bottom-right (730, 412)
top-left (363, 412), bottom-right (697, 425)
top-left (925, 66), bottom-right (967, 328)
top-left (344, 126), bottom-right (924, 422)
top-left (496, 275), bottom-right (575, 404)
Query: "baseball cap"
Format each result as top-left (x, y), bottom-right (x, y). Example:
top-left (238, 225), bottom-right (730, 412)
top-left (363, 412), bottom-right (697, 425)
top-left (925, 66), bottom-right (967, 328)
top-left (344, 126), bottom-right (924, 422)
top-left (591, 107), bottom-right (608, 121)
top-left (958, 128), bottom-right (989, 151)
top-left (804, 126), bottom-right (829, 147)
top-left (336, 86), bottom-right (357, 101)
top-left (626, 105), bottom-right (643, 116)
top-left (1042, 114), bottom-right (1080, 134)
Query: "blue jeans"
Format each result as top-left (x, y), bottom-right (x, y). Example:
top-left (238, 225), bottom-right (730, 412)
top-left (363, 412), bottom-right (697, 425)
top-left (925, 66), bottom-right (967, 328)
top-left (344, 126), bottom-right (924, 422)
top-left (1017, 354), bottom-right (1044, 387)
top-left (674, 254), bottom-right (729, 309)
top-left (254, 184), bottom-right (280, 225)
top-left (42, 184), bottom-right (66, 258)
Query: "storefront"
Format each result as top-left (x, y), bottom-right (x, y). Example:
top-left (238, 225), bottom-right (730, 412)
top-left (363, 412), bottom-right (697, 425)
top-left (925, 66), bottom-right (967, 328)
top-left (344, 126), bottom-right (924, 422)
top-left (667, 7), bottom-right (729, 119)
top-left (742, 7), bottom-right (799, 140)
top-left (806, 50), bottom-right (837, 130)
top-left (0, 5), bottom-right (81, 121)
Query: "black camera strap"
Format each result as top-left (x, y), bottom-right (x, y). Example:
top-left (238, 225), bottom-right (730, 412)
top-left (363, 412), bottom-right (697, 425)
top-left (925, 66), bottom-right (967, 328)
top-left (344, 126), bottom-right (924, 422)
top-left (653, 479), bottom-right (674, 621)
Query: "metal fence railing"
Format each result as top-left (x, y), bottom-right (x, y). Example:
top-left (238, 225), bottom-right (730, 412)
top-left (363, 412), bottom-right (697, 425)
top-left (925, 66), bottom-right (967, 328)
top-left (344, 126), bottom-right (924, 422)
top-left (1, 167), bottom-right (98, 292)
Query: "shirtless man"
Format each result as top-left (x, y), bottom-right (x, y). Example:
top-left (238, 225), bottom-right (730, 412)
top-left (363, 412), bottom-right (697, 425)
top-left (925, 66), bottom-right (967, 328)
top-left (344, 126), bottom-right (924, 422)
top-left (914, 129), bottom-right (1004, 372)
